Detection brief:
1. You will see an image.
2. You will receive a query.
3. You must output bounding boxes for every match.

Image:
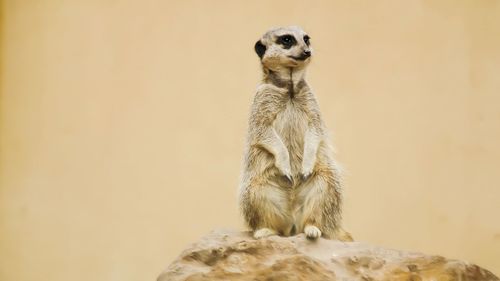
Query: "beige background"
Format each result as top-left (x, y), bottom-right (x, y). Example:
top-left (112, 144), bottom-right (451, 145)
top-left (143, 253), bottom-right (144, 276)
top-left (1, 1), bottom-right (500, 280)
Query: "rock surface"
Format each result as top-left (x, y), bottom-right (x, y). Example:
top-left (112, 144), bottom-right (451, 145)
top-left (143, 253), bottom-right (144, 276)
top-left (158, 229), bottom-right (499, 281)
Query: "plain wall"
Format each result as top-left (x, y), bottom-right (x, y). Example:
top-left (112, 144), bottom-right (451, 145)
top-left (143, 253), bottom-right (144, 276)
top-left (1, 1), bottom-right (499, 280)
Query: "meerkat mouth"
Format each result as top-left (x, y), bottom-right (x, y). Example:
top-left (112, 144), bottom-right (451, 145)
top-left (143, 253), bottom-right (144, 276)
top-left (289, 55), bottom-right (310, 61)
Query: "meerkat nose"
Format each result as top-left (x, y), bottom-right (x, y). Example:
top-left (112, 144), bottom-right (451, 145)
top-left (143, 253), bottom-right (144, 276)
top-left (303, 50), bottom-right (311, 57)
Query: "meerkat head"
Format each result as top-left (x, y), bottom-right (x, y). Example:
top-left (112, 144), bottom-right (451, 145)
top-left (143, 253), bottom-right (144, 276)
top-left (255, 26), bottom-right (312, 70)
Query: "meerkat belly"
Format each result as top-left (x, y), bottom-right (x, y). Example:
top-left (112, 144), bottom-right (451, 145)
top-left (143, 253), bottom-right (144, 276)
top-left (273, 101), bottom-right (309, 174)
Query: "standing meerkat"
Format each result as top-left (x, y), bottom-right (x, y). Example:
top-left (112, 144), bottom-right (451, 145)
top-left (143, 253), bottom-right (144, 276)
top-left (239, 26), bottom-right (353, 241)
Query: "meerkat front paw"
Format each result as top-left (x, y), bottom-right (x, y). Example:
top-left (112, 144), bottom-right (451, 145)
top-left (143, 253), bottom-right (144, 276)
top-left (304, 225), bottom-right (322, 240)
top-left (275, 156), bottom-right (293, 184)
top-left (300, 162), bottom-right (314, 181)
top-left (300, 167), bottom-right (313, 181)
top-left (253, 228), bottom-right (277, 239)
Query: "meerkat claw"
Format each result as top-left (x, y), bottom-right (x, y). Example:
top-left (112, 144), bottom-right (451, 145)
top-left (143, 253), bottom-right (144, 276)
top-left (284, 174), bottom-right (294, 185)
top-left (301, 172), bottom-right (311, 182)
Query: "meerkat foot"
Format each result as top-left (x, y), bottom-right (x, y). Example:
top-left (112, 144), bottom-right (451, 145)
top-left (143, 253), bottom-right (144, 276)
top-left (254, 228), bottom-right (277, 239)
top-left (304, 225), bottom-right (322, 240)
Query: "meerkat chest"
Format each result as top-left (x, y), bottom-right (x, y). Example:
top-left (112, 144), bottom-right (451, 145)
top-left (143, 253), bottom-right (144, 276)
top-left (273, 100), bottom-right (309, 149)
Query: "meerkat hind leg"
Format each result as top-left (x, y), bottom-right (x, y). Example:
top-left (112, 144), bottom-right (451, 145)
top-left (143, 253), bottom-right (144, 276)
top-left (297, 171), bottom-right (342, 240)
top-left (243, 183), bottom-right (291, 239)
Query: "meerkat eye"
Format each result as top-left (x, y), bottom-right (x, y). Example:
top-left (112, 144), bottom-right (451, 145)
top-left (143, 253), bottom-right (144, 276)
top-left (277, 35), bottom-right (296, 49)
top-left (281, 35), bottom-right (292, 43)
top-left (304, 35), bottom-right (310, 45)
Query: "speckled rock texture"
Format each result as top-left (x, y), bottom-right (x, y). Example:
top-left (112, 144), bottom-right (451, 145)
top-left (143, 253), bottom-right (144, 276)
top-left (157, 230), bottom-right (499, 281)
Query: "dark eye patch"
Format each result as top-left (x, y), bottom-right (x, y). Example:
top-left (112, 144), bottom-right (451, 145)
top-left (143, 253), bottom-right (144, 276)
top-left (304, 35), bottom-right (310, 46)
top-left (276, 34), bottom-right (296, 49)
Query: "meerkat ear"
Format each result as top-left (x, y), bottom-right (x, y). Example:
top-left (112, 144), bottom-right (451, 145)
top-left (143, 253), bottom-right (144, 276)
top-left (254, 40), bottom-right (266, 59)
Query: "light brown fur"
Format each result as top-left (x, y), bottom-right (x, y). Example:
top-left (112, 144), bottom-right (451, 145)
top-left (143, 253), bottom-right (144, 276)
top-left (239, 26), bottom-right (353, 241)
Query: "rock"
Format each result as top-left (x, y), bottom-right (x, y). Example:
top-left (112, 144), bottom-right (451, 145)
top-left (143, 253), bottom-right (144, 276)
top-left (158, 229), bottom-right (499, 281)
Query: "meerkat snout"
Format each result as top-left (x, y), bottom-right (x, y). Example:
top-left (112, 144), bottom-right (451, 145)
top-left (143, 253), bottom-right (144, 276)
top-left (254, 26), bottom-right (313, 69)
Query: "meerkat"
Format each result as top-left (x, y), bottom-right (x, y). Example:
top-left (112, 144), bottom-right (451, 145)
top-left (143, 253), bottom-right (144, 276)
top-left (239, 26), bottom-right (353, 241)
